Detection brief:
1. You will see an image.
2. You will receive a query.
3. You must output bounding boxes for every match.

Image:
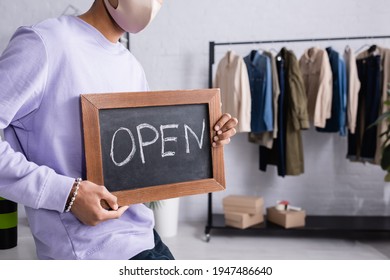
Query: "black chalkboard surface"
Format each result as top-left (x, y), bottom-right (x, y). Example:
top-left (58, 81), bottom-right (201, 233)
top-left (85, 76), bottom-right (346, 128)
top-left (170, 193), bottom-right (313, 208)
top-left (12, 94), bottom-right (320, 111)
top-left (81, 89), bottom-right (225, 205)
top-left (99, 104), bottom-right (212, 191)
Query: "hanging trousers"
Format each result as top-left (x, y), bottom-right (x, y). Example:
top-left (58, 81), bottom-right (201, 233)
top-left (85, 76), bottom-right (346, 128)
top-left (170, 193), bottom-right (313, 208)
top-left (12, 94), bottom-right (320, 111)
top-left (347, 55), bottom-right (381, 161)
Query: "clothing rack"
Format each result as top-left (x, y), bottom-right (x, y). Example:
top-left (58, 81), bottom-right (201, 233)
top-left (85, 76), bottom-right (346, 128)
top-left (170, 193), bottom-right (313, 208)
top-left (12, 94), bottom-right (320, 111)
top-left (205, 35), bottom-right (390, 242)
top-left (208, 35), bottom-right (390, 88)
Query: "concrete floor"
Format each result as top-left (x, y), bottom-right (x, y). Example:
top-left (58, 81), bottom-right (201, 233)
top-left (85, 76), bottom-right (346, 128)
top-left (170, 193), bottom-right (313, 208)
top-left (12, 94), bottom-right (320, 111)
top-left (164, 222), bottom-right (390, 260)
top-left (0, 218), bottom-right (389, 260)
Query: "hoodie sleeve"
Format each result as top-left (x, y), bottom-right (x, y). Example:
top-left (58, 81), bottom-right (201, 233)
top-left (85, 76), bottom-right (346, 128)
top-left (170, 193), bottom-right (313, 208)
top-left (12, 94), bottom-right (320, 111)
top-left (0, 27), bottom-right (74, 212)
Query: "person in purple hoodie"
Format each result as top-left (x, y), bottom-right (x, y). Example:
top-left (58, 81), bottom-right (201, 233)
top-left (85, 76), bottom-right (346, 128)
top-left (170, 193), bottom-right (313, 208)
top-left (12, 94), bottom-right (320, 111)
top-left (0, 0), bottom-right (237, 260)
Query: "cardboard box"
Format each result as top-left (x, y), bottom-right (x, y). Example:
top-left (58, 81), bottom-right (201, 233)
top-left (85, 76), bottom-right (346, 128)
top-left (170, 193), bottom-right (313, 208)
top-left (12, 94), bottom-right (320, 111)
top-left (223, 195), bottom-right (264, 215)
top-left (267, 207), bottom-right (306, 229)
top-left (225, 212), bottom-right (264, 229)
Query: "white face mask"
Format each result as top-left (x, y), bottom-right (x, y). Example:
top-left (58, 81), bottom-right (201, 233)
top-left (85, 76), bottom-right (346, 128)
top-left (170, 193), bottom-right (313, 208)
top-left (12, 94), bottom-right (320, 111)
top-left (104, 0), bottom-right (162, 34)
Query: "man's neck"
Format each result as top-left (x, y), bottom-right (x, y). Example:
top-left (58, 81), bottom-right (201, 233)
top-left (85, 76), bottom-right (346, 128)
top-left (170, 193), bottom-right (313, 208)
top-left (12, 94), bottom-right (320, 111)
top-left (78, 0), bottom-right (124, 43)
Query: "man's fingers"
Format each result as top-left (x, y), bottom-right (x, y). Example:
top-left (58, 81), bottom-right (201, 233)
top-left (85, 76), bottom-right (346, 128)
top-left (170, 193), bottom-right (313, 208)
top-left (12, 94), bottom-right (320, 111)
top-left (116, 205), bottom-right (129, 216)
top-left (89, 206), bottom-right (129, 226)
top-left (219, 117), bottom-right (238, 132)
top-left (103, 205), bottom-right (129, 220)
top-left (100, 186), bottom-right (119, 210)
top-left (71, 180), bottom-right (130, 226)
top-left (212, 114), bottom-right (238, 148)
top-left (99, 186), bottom-right (128, 221)
top-left (214, 113), bottom-right (232, 131)
top-left (212, 128), bottom-right (236, 147)
top-left (213, 138), bottom-right (231, 147)
top-left (100, 200), bottom-right (110, 210)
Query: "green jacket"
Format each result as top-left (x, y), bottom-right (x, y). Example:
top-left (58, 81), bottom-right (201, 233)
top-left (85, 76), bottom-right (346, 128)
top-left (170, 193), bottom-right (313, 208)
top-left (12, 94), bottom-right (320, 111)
top-left (280, 48), bottom-right (309, 175)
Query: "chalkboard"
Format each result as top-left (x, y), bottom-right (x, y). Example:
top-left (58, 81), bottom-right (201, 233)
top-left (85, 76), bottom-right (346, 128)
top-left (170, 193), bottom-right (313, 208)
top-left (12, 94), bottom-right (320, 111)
top-left (99, 104), bottom-right (212, 190)
top-left (81, 89), bottom-right (225, 205)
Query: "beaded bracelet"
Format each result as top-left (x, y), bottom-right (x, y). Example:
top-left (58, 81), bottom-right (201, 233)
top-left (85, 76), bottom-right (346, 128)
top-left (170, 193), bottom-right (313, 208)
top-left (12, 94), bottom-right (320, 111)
top-left (65, 178), bottom-right (82, 213)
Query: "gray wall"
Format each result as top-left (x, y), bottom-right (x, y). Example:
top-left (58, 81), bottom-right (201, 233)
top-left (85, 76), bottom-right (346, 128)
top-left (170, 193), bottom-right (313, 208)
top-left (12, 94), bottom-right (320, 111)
top-left (1, 0), bottom-right (390, 222)
top-left (130, 0), bottom-right (390, 221)
top-left (0, 0), bottom-right (93, 217)
top-left (0, 0), bottom-right (92, 51)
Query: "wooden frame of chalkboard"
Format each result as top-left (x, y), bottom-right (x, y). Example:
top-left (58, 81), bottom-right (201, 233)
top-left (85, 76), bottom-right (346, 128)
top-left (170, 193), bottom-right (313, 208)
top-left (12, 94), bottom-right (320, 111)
top-left (81, 89), bottom-right (225, 205)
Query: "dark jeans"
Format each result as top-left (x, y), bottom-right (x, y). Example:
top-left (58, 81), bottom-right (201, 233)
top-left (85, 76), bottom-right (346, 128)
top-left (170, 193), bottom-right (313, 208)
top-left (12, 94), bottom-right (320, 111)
top-left (130, 230), bottom-right (175, 260)
top-left (347, 55), bottom-right (381, 160)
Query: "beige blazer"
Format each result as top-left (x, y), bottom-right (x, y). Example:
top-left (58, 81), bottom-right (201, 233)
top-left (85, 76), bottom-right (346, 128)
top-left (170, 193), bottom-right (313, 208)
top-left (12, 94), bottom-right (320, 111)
top-left (299, 47), bottom-right (333, 128)
top-left (344, 46), bottom-right (361, 134)
top-left (214, 51), bottom-right (251, 133)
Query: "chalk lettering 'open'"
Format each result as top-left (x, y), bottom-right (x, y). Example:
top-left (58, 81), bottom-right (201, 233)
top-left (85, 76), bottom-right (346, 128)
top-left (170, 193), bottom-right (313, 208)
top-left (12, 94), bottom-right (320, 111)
top-left (110, 119), bottom-right (205, 166)
top-left (110, 127), bottom-right (136, 167)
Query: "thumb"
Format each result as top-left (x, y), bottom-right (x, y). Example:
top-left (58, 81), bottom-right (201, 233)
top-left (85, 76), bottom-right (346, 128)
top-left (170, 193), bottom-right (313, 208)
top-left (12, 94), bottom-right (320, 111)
top-left (100, 189), bottom-right (119, 210)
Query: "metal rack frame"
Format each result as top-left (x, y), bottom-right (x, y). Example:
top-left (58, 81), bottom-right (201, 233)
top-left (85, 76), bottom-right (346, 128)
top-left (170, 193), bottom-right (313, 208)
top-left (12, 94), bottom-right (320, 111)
top-left (205, 35), bottom-right (390, 242)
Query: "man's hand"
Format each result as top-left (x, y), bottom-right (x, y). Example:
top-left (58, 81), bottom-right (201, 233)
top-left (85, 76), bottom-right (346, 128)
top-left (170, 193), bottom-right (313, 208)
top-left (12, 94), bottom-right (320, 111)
top-left (69, 180), bottom-right (129, 226)
top-left (212, 113), bottom-right (238, 147)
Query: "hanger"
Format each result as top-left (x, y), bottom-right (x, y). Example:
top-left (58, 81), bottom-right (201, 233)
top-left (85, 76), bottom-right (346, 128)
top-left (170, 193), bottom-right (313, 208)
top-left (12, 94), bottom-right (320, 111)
top-left (355, 43), bottom-right (371, 54)
top-left (227, 42), bottom-right (234, 53)
top-left (257, 47), bottom-right (267, 54)
top-left (308, 38), bottom-right (321, 50)
top-left (250, 49), bottom-right (258, 61)
top-left (368, 44), bottom-right (377, 53)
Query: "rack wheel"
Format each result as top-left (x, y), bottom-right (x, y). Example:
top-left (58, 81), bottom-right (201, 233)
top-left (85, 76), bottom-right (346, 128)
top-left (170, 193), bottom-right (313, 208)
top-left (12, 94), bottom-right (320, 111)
top-left (204, 233), bottom-right (210, 242)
